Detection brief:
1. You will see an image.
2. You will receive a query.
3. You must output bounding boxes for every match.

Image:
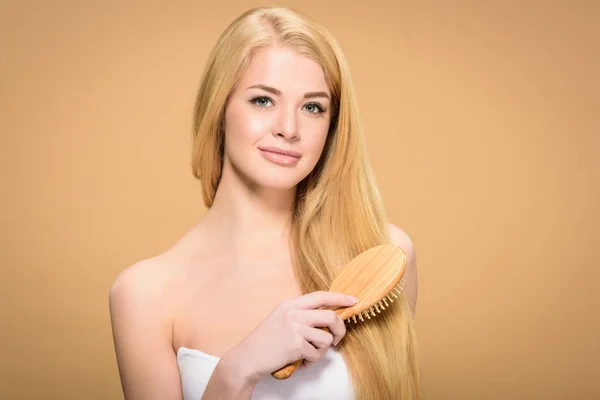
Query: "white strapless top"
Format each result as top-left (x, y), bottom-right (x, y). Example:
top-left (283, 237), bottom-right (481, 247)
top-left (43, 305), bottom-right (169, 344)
top-left (177, 347), bottom-right (355, 399)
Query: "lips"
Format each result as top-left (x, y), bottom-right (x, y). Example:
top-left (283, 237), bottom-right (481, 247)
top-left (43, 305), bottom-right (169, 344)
top-left (258, 146), bottom-right (302, 166)
top-left (257, 146), bottom-right (301, 158)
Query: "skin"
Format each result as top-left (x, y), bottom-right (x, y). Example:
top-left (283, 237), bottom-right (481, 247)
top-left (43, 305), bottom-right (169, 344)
top-left (109, 45), bottom-right (418, 400)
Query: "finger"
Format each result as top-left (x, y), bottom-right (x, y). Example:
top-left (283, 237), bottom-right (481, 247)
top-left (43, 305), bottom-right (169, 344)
top-left (302, 359), bottom-right (315, 369)
top-left (300, 325), bottom-right (334, 349)
top-left (301, 331), bottom-right (330, 369)
top-left (301, 340), bottom-right (321, 364)
top-left (295, 291), bottom-right (358, 310)
top-left (298, 310), bottom-right (346, 344)
top-left (302, 347), bottom-right (327, 370)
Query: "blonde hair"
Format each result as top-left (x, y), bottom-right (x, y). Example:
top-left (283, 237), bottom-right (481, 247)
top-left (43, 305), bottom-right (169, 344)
top-left (191, 6), bottom-right (422, 399)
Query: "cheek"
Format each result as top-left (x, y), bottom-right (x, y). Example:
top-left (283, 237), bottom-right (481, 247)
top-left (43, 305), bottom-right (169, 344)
top-left (304, 124), bottom-right (330, 158)
top-left (225, 105), bottom-right (271, 144)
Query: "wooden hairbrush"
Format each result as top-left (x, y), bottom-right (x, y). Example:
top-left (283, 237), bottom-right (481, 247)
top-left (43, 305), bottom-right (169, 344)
top-left (271, 243), bottom-right (408, 380)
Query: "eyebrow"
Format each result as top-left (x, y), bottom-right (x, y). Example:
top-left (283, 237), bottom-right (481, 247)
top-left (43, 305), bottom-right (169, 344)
top-left (247, 84), bottom-right (330, 100)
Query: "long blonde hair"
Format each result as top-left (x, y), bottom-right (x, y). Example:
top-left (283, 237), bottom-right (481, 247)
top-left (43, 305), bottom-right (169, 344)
top-left (191, 6), bottom-right (422, 399)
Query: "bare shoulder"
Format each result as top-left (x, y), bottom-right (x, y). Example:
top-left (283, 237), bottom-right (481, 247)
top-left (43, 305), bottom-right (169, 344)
top-left (109, 254), bottom-right (185, 399)
top-left (387, 223), bottom-right (418, 317)
top-left (109, 250), bottom-right (190, 340)
top-left (109, 222), bottom-right (219, 328)
top-left (109, 255), bottom-right (178, 354)
top-left (387, 223), bottom-right (415, 259)
top-left (109, 256), bottom-right (172, 313)
top-left (109, 228), bottom-right (200, 310)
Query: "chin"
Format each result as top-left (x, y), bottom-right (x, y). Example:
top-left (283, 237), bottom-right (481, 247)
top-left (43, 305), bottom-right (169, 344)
top-left (227, 155), bottom-right (313, 191)
top-left (251, 175), bottom-right (303, 191)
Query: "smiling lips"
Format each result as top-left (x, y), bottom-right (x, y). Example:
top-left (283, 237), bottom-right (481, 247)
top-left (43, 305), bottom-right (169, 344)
top-left (258, 146), bottom-right (301, 166)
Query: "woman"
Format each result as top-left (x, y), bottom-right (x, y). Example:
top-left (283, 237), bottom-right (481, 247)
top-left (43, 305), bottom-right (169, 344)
top-left (110, 6), bottom-right (421, 400)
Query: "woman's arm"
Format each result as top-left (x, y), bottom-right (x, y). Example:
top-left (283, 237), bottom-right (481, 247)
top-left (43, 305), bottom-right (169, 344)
top-left (109, 260), bottom-right (183, 399)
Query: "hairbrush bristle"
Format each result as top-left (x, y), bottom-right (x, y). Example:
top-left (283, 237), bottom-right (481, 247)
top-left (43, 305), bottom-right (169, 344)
top-left (346, 279), bottom-right (407, 324)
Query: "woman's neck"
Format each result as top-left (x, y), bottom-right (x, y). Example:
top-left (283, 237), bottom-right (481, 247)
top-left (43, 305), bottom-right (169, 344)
top-left (199, 165), bottom-right (297, 261)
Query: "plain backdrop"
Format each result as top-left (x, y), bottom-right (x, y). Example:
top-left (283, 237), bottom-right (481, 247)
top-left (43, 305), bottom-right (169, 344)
top-left (1, 1), bottom-right (598, 399)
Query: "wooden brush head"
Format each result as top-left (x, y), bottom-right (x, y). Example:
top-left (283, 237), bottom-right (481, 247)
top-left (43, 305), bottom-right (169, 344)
top-left (329, 244), bottom-right (407, 321)
top-left (271, 243), bottom-right (407, 380)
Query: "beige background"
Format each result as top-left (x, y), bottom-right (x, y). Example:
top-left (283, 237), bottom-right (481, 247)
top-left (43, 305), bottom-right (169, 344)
top-left (1, 1), bottom-right (598, 399)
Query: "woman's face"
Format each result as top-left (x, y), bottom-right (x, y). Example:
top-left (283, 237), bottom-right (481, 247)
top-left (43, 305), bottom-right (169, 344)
top-left (222, 45), bottom-right (332, 191)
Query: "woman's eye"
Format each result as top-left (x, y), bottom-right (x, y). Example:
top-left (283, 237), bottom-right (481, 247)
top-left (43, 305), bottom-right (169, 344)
top-left (251, 96), bottom-right (273, 108)
top-left (304, 103), bottom-right (326, 114)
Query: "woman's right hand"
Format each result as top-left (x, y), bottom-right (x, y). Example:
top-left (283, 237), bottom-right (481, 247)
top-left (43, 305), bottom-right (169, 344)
top-left (219, 291), bottom-right (359, 385)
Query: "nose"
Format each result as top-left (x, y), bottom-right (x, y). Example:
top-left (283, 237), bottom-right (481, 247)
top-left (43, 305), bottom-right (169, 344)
top-left (273, 106), bottom-right (299, 140)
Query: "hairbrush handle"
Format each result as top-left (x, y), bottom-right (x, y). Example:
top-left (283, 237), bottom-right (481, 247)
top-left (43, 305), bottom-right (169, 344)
top-left (271, 359), bottom-right (302, 380)
top-left (271, 326), bottom-right (331, 380)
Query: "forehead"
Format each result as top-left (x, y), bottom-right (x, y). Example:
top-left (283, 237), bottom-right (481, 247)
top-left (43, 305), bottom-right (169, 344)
top-left (238, 46), bottom-right (330, 95)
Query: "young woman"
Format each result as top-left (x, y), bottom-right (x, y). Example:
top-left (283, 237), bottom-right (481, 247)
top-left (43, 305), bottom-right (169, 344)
top-left (110, 6), bottom-right (421, 400)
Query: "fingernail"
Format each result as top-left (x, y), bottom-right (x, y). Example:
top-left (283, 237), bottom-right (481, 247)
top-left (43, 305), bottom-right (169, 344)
top-left (347, 295), bottom-right (358, 303)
